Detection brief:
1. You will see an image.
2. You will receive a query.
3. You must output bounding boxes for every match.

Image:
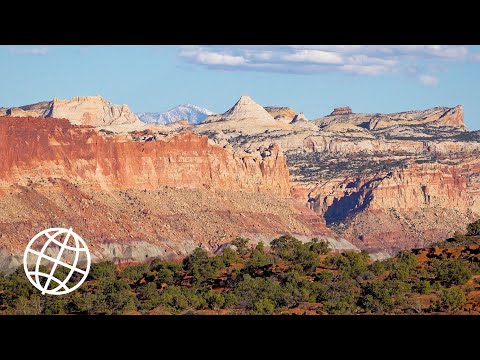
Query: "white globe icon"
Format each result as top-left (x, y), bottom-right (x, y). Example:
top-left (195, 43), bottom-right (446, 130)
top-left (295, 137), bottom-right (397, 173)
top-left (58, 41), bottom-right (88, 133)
top-left (23, 228), bottom-right (91, 296)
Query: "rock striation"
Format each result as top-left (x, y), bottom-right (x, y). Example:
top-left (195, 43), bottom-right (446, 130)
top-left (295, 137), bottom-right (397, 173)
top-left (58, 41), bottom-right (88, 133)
top-left (319, 105), bottom-right (465, 129)
top-left (0, 116), bottom-right (290, 196)
top-left (264, 106), bottom-right (296, 123)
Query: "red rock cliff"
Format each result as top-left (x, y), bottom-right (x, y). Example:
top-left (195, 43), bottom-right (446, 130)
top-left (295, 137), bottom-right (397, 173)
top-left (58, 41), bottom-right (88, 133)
top-left (0, 117), bottom-right (290, 197)
top-left (300, 160), bottom-right (480, 253)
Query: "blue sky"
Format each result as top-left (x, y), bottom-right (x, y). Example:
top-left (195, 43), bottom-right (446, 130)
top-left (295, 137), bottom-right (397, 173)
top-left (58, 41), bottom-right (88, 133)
top-left (1, 45), bottom-right (480, 129)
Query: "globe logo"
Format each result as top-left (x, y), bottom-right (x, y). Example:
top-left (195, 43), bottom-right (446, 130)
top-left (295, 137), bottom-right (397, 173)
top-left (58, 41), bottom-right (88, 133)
top-left (23, 228), bottom-right (91, 296)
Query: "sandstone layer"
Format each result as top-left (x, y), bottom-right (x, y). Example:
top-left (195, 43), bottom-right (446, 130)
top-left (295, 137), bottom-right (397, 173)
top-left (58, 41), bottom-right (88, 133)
top-left (330, 107), bottom-right (352, 115)
top-left (264, 106), bottom-right (296, 123)
top-left (0, 117), bottom-right (290, 196)
top-left (301, 159), bottom-right (480, 253)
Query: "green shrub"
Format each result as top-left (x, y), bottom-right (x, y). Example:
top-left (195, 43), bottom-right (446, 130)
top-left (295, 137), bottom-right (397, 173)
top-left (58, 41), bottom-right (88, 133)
top-left (137, 282), bottom-right (161, 311)
top-left (315, 274), bottom-right (360, 314)
top-left (120, 263), bottom-right (151, 283)
top-left (428, 258), bottom-right (472, 286)
top-left (205, 291), bottom-right (225, 310)
top-left (158, 285), bottom-right (206, 313)
top-left (369, 260), bottom-right (387, 276)
top-left (232, 274), bottom-right (284, 311)
top-left (308, 238), bottom-right (330, 255)
top-left (270, 236), bottom-right (322, 272)
top-left (231, 237), bottom-right (250, 256)
top-left (388, 252), bottom-right (418, 281)
top-left (245, 242), bottom-right (272, 272)
top-left (13, 295), bottom-right (43, 315)
top-left (42, 296), bottom-right (65, 315)
top-left (359, 280), bottom-right (411, 313)
top-left (89, 262), bottom-right (117, 280)
top-left (183, 247), bottom-right (217, 284)
top-left (252, 298), bottom-right (275, 315)
top-left (326, 251), bottom-right (370, 278)
top-left (467, 219), bottom-right (480, 236)
top-left (80, 278), bottom-right (137, 315)
top-left (279, 270), bottom-right (314, 306)
top-left (438, 287), bottom-right (466, 312)
top-left (413, 280), bottom-right (432, 295)
top-left (150, 261), bottom-right (182, 284)
top-left (219, 248), bottom-right (239, 267)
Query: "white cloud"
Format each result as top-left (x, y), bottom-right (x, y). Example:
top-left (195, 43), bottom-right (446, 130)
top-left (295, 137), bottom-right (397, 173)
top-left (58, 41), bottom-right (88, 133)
top-left (289, 45), bottom-right (366, 53)
top-left (471, 53), bottom-right (480, 62)
top-left (9, 46), bottom-right (48, 56)
top-left (177, 45), bottom-right (477, 84)
top-left (342, 64), bottom-right (391, 76)
top-left (247, 51), bottom-right (274, 61)
top-left (180, 47), bottom-right (246, 66)
top-left (283, 50), bottom-right (343, 64)
top-left (418, 74), bottom-right (439, 87)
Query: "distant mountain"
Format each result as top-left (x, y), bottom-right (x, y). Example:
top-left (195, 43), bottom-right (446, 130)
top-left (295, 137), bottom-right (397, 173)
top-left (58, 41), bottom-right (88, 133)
top-left (137, 104), bottom-right (214, 125)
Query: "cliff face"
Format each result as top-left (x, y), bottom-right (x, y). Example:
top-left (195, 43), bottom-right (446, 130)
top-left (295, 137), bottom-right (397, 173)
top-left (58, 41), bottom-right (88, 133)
top-left (0, 116), bottom-right (350, 270)
top-left (301, 160), bottom-right (480, 253)
top-left (0, 117), bottom-right (290, 196)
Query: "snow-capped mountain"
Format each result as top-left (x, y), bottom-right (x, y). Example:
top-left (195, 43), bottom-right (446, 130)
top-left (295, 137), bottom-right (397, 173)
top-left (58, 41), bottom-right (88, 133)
top-left (137, 104), bottom-right (214, 125)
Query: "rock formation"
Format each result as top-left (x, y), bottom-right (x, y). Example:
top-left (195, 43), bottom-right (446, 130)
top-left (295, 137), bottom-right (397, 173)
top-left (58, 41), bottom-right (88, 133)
top-left (0, 116), bottom-right (351, 271)
top-left (368, 106), bottom-right (464, 130)
top-left (264, 106), bottom-right (296, 123)
top-left (2, 94), bottom-right (478, 257)
top-left (319, 105), bottom-right (465, 130)
top-left (194, 96), bottom-right (480, 254)
top-left (199, 96), bottom-right (294, 134)
top-left (301, 159), bottom-right (480, 254)
top-left (0, 116), bottom-right (290, 196)
top-left (291, 112), bottom-right (308, 123)
top-left (206, 95), bottom-right (274, 122)
top-left (49, 96), bottom-right (140, 126)
top-left (330, 107), bottom-right (352, 115)
top-left (2, 96), bottom-right (141, 127)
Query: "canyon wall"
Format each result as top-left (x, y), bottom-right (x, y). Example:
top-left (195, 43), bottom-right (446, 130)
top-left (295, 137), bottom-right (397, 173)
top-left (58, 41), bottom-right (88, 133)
top-left (301, 160), bottom-right (480, 253)
top-left (0, 116), bottom-right (351, 272)
top-left (0, 117), bottom-right (290, 196)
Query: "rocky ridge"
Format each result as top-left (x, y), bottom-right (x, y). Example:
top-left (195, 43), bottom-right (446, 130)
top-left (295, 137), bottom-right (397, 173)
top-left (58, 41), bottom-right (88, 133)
top-left (0, 116), bottom-right (290, 196)
top-left (2, 96), bottom-right (141, 126)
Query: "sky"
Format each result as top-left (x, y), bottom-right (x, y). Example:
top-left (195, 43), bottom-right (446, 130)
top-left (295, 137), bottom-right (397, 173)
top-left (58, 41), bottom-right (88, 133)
top-left (1, 45), bottom-right (480, 129)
